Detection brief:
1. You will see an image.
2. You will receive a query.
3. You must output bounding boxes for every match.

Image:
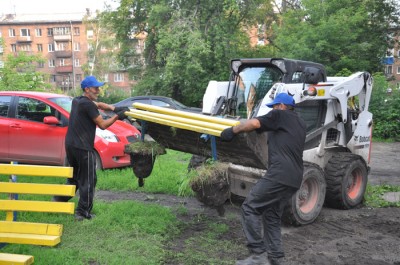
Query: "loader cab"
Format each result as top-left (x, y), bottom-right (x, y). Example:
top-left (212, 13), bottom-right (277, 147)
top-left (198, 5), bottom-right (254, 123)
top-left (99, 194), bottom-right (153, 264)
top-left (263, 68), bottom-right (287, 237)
top-left (229, 58), bottom-right (326, 119)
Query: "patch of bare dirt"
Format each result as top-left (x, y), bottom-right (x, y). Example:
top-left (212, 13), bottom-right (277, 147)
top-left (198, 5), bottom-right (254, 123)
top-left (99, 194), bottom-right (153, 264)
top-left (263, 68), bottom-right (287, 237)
top-left (96, 142), bottom-right (400, 265)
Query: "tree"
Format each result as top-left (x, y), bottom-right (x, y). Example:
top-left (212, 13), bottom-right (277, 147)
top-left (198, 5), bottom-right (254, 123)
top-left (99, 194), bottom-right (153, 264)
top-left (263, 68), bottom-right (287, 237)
top-left (0, 50), bottom-right (50, 91)
top-left (272, 0), bottom-right (400, 75)
top-left (102, 0), bottom-right (277, 106)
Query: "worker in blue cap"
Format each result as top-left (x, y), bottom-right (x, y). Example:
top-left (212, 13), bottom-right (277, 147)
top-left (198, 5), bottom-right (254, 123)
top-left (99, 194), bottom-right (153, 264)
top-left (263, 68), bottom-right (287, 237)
top-left (54, 76), bottom-right (129, 221)
top-left (220, 93), bottom-right (306, 265)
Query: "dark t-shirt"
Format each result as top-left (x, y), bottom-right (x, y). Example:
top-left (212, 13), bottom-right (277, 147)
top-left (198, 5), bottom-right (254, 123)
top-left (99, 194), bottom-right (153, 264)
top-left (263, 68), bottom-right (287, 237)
top-left (65, 96), bottom-right (100, 151)
top-left (256, 109), bottom-right (306, 188)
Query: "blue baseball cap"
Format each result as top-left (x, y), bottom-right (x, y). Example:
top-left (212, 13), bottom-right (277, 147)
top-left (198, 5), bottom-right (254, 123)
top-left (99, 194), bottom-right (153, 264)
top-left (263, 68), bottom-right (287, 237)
top-left (81, 76), bottom-right (105, 89)
top-left (266, 93), bottom-right (295, 108)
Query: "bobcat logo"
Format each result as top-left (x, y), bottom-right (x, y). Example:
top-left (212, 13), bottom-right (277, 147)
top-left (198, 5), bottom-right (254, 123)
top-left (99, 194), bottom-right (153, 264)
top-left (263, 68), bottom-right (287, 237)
top-left (354, 135), bottom-right (359, 142)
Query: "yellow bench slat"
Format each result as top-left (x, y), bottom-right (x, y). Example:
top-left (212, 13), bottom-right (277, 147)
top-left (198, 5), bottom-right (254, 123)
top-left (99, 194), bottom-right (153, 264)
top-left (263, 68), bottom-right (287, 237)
top-left (0, 221), bottom-right (63, 236)
top-left (0, 232), bottom-right (60, 246)
top-left (0, 200), bottom-right (74, 214)
top-left (0, 253), bottom-right (34, 265)
top-left (0, 182), bottom-right (76, 196)
top-left (0, 164), bottom-right (73, 178)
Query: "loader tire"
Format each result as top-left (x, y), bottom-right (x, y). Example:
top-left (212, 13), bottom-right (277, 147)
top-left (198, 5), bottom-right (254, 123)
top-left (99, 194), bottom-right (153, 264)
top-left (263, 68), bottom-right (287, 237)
top-left (325, 153), bottom-right (368, 209)
top-left (283, 163), bottom-right (326, 226)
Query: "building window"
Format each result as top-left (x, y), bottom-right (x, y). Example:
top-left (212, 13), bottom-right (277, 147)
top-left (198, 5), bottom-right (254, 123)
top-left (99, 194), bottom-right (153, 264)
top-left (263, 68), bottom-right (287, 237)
top-left (74, 27), bottom-right (80, 36)
top-left (74, 42), bottom-right (80, 51)
top-left (20, 29), bottom-right (30, 37)
top-left (47, 28), bottom-right (53, 36)
top-left (48, 59), bottom-right (55, 67)
top-left (59, 59), bottom-right (65, 66)
top-left (20, 44), bottom-right (31, 51)
top-left (87, 30), bottom-right (94, 39)
top-left (56, 42), bottom-right (68, 51)
top-left (88, 43), bottom-right (93, 51)
top-left (54, 27), bottom-right (70, 35)
top-left (50, 75), bottom-right (56, 82)
top-left (8, 29), bottom-right (15, 37)
top-left (76, 74), bottom-right (82, 82)
top-left (37, 44), bottom-right (43, 52)
top-left (35, 28), bottom-right (42, 37)
top-left (38, 61), bottom-right (44, 68)
top-left (48, 43), bottom-right (54, 52)
top-left (11, 44), bottom-right (17, 52)
top-left (397, 66), bottom-right (400, 74)
top-left (104, 74), bottom-right (109, 82)
top-left (398, 50), bottom-right (400, 57)
top-left (74, 59), bottom-right (80, 67)
top-left (386, 65), bottom-right (393, 74)
top-left (114, 73), bottom-right (124, 82)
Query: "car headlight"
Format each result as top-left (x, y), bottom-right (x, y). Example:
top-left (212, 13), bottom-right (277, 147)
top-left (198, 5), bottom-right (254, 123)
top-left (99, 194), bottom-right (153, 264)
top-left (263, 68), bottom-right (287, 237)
top-left (96, 128), bottom-right (119, 142)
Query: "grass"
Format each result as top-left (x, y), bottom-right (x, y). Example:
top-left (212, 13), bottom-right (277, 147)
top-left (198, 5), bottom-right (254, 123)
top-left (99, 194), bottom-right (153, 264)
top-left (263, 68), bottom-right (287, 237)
top-left (0, 150), bottom-right (243, 265)
top-left (1, 149), bottom-right (399, 264)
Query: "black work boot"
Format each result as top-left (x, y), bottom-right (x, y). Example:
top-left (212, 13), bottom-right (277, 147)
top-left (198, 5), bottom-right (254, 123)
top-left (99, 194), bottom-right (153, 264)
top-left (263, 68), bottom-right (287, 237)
top-left (268, 257), bottom-right (284, 265)
top-left (236, 252), bottom-right (269, 265)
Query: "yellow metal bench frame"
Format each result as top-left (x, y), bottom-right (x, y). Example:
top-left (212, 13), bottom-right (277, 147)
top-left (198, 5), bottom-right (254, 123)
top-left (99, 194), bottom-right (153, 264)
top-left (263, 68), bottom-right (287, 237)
top-left (0, 164), bottom-right (75, 248)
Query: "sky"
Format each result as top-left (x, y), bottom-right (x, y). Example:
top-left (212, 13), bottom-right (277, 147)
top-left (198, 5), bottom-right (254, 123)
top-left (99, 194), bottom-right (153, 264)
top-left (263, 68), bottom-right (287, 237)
top-left (0, 0), bottom-right (119, 15)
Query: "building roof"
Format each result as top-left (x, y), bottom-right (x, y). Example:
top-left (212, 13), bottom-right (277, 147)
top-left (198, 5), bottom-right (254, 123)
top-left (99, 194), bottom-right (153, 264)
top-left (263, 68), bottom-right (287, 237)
top-left (0, 12), bottom-right (90, 24)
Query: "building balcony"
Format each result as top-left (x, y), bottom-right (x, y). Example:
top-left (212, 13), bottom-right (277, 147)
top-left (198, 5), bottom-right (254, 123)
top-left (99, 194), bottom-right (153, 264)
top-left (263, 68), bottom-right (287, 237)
top-left (56, 65), bottom-right (73, 73)
top-left (54, 34), bottom-right (71, 41)
top-left (16, 36), bottom-right (33, 43)
top-left (55, 50), bottom-right (72, 58)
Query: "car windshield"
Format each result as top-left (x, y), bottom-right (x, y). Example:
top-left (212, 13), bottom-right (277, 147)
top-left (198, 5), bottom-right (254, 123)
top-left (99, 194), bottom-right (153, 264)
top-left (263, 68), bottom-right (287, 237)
top-left (48, 97), bottom-right (73, 113)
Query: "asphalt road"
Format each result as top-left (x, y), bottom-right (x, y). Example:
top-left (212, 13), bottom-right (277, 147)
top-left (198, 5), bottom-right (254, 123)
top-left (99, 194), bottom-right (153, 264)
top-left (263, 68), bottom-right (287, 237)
top-left (368, 141), bottom-right (400, 186)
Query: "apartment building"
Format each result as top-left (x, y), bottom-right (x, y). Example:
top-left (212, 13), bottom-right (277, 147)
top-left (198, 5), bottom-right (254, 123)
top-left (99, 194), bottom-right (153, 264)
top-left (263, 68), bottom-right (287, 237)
top-left (0, 12), bottom-right (134, 92)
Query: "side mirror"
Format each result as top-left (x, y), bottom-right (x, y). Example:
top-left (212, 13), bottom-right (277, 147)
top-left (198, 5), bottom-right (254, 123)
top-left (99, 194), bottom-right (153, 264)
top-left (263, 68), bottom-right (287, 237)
top-left (43, 116), bottom-right (60, 125)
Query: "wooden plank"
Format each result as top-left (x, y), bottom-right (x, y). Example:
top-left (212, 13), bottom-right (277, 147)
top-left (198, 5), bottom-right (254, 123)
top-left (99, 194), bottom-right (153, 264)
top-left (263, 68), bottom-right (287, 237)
top-left (0, 253), bottom-right (34, 265)
top-left (0, 200), bottom-right (74, 214)
top-left (0, 182), bottom-right (76, 196)
top-left (0, 164), bottom-right (73, 178)
top-left (0, 221), bottom-right (63, 236)
top-left (0, 232), bottom-right (60, 246)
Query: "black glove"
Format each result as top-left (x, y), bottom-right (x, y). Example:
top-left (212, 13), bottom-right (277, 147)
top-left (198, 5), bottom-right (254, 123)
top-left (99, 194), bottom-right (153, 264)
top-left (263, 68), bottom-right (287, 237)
top-left (114, 106), bottom-right (130, 113)
top-left (220, 127), bottom-right (235, 141)
top-left (116, 109), bottom-right (128, 120)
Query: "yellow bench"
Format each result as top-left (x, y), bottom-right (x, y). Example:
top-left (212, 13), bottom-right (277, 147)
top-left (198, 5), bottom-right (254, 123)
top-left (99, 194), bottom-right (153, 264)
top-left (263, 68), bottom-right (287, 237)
top-left (0, 164), bottom-right (75, 264)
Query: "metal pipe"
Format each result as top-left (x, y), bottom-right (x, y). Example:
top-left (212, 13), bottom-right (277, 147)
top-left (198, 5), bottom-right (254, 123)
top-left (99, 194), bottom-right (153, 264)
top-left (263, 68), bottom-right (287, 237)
top-left (132, 103), bottom-right (240, 127)
top-left (125, 111), bottom-right (222, 136)
top-left (128, 108), bottom-right (230, 131)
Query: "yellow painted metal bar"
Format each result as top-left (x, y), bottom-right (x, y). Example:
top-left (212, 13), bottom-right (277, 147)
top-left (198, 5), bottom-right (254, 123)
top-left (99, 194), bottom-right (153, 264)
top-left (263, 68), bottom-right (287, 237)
top-left (0, 183), bottom-right (76, 197)
top-left (129, 108), bottom-right (230, 131)
top-left (0, 221), bottom-right (63, 236)
top-left (0, 200), bottom-right (75, 214)
top-left (0, 253), bottom-right (34, 265)
top-left (126, 111), bottom-right (222, 137)
top-left (0, 232), bottom-right (60, 246)
top-left (132, 102), bottom-right (240, 126)
top-left (0, 165), bottom-right (73, 178)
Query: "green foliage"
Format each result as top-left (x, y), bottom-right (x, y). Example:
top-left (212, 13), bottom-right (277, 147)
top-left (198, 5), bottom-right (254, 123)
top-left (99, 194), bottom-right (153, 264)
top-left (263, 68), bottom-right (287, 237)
top-left (102, 0), bottom-right (275, 106)
top-left (370, 73), bottom-right (400, 140)
top-left (0, 51), bottom-right (51, 91)
top-left (272, 0), bottom-right (400, 75)
top-left (364, 184), bottom-right (400, 208)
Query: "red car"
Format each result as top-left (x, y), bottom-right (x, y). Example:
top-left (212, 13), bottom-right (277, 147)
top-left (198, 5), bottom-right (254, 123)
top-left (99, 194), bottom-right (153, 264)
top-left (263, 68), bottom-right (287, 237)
top-left (0, 91), bottom-right (140, 169)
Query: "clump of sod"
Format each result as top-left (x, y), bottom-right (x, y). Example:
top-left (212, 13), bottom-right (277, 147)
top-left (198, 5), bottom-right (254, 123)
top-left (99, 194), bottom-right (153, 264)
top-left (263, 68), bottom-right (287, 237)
top-left (189, 161), bottom-right (230, 216)
top-left (125, 141), bottom-right (166, 186)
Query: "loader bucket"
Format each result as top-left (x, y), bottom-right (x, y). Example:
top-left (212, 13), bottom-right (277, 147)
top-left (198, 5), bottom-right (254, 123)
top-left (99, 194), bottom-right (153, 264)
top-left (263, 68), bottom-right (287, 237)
top-left (144, 122), bottom-right (269, 170)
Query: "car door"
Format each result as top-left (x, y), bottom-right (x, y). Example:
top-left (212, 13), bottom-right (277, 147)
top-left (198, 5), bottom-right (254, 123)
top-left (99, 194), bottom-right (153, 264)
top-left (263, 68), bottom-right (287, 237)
top-left (0, 95), bottom-right (13, 160)
top-left (8, 96), bottom-right (66, 165)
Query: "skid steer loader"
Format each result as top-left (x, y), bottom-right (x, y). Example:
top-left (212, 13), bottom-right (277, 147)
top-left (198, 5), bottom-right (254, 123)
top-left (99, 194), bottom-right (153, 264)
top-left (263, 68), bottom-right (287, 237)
top-left (127, 58), bottom-right (373, 225)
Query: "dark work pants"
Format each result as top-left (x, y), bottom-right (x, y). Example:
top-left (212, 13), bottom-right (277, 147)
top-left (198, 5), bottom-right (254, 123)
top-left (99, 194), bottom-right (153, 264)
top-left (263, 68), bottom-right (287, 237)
top-left (241, 177), bottom-right (297, 258)
top-left (54, 145), bottom-right (97, 218)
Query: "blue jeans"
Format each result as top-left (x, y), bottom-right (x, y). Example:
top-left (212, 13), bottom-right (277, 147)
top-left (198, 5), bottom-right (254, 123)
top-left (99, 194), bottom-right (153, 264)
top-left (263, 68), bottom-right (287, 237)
top-left (241, 177), bottom-right (297, 258)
